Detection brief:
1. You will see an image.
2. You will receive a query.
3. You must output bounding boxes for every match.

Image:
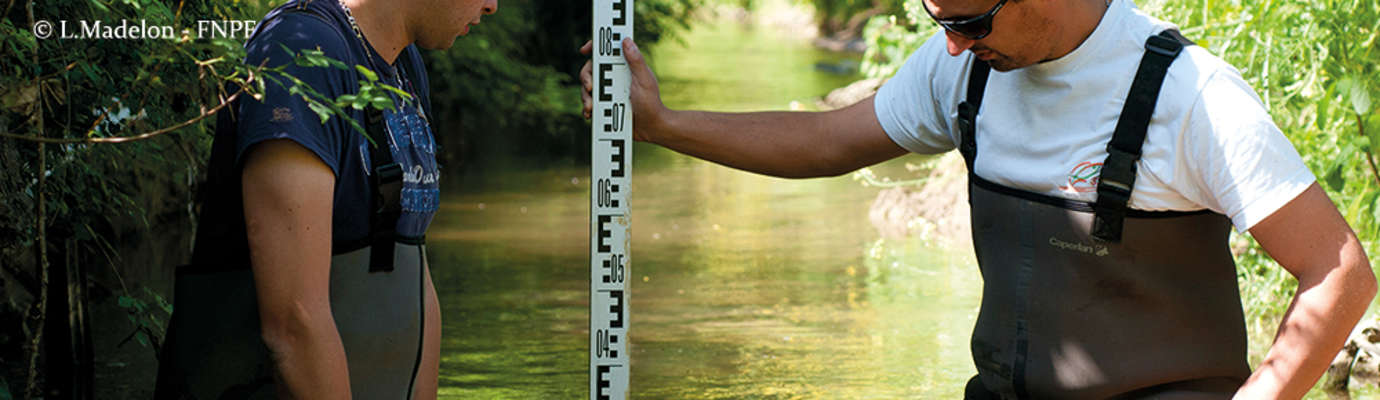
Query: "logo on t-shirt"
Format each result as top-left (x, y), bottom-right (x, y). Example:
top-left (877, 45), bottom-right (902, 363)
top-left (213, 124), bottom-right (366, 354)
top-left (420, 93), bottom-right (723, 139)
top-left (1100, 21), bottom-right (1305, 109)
top-left (1059, 161), bottom-right (1102, 193)
top-left (271, 107), bottom-right (293, 122)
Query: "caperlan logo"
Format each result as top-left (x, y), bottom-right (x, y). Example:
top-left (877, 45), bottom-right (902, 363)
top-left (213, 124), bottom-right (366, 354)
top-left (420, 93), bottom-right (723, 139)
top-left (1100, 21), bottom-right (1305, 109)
top-left (1058, 161), bottom-right (1102, 193)
top-left (1048, 237), bottom-right (1110, 257)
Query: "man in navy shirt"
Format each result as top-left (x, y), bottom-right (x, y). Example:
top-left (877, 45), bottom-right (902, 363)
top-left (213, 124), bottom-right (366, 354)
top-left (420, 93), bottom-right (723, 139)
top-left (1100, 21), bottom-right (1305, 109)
top-left (156, 0), bottom-right (496, 398)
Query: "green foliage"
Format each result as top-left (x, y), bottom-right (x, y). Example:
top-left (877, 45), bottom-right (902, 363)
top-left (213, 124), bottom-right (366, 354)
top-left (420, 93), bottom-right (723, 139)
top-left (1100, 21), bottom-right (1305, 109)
top-left (269, 44), bottom-right (410, 147)
top-left (116, 287), bottom-right (171, 350)
top-left (0, 0), bottom-right (272, 392)
top-left (859, 10), bottom-right (936, 79)
top-left (796, 0), bottom-right (905, 35)
top-left (0, 0), bottom-right (407, 289)
top-left (423, 0), bottom-right (698, 166)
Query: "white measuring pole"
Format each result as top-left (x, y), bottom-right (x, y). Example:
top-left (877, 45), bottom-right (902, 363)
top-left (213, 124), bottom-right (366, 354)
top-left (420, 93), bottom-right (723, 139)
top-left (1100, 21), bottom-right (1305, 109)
top-left (591, 0), bottom-right (633, 398)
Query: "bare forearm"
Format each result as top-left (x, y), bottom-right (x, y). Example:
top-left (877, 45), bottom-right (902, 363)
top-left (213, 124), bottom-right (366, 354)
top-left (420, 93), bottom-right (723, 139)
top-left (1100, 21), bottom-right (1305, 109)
top-left (262, 314), bottom-right (353, 399)
top-left (1236, 260), bottom-right (1375, 399)
top-left (653, 109), bottom-right (839, 178)
top-left (648, 98), bottom-right (903, 178)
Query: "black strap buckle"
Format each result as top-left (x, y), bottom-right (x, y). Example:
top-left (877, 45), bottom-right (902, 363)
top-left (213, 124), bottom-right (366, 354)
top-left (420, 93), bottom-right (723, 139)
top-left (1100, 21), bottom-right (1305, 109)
top-left (1145, 33), bottom-right (1184, 58)
top-left (1098, 147), bottom-right (1139, 192)
top-left (372, 162), bottom-right (403, 213)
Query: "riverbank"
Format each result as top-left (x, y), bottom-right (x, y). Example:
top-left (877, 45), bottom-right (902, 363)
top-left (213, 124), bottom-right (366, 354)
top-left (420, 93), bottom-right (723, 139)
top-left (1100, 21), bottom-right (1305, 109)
top-left (700, 0), bottom-right (869, 53)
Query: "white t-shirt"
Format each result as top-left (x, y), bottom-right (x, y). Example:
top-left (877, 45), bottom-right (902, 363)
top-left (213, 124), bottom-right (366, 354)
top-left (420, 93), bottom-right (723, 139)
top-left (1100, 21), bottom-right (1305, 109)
top-left (873, 0), bottom-right (1314, 232)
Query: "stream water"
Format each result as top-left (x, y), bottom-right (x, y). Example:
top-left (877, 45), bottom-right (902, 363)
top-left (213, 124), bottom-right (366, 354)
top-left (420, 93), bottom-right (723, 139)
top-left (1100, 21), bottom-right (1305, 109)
top-left (430, 9), bottom-right (982, 398)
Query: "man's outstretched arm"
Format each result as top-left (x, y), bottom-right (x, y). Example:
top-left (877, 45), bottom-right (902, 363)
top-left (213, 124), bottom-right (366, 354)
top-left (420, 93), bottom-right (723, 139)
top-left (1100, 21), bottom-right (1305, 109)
top-left (1236, 183), bottom-right (1377, 399)
top-left (581, 38), bottom-right (908, 178)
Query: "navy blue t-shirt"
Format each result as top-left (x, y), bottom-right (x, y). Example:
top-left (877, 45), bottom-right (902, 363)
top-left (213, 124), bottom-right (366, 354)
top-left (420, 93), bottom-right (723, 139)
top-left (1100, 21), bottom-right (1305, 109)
top-left (191, 0), bottom-right (438, 269)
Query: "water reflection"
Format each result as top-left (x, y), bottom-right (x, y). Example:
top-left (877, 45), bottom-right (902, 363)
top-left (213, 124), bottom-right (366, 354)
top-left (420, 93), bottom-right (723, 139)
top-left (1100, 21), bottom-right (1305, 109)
top-left (428, 8), bottom-right (981, 399)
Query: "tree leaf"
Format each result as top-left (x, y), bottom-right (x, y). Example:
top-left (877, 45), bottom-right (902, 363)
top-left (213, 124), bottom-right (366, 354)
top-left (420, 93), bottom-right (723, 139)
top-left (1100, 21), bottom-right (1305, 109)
top-left (1324, 158), bottom-right (1347, 192)
top-left (371, 95), bottom-right (393, 111)
top-left (118, 295), bottom-right (134, 308)
top-left (354, 65), bottom-right (378, 82)
top-left (1352, 78), bottom-right (1373, 116)
top-left (351, 94), bottom-right (370, 110)
top-left (307, 102), bottom-right (333, 123)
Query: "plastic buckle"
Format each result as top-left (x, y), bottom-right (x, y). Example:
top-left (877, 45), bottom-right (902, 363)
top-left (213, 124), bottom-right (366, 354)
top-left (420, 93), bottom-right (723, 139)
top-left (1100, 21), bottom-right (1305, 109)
top-left (1104, 144), bottom-right (1142, 162)
top-left (1096, 183), bottom-right (1132, 206)
top-left (1145, 34), bottom-right (1183, 58)
top-left (958, 102), bottom-right (978, 148)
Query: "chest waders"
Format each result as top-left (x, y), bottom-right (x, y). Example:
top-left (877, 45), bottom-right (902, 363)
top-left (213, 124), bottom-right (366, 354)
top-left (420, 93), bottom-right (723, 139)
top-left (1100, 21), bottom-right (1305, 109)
top-left (155, 3), bottom-right (428, 399)
top-left (959, 31), bottom-right (1251, 399)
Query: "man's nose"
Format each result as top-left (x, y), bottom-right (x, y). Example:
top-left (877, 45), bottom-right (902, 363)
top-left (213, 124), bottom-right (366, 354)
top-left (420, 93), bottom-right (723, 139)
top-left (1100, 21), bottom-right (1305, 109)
top-left (944, 30), bottom-right (975, 56)
top-left (484, 0), bottom-right (498, 15)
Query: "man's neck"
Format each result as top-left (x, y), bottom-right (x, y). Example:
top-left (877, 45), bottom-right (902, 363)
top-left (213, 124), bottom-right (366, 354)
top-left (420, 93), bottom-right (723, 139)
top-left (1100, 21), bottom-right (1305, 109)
top-left (1043, 0), bottom-right (1113, 63)
top-left (341, 0), bottom-right (411, 65)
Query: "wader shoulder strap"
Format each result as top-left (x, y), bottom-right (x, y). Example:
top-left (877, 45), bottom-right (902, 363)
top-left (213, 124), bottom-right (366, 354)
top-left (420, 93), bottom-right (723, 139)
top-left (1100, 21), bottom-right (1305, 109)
top-left (367, 108), bottom-right (403, 272)
top-left (958, 59), bottom-right (992, 172)
top-left (1091, 30), bottom-right (1190, 242)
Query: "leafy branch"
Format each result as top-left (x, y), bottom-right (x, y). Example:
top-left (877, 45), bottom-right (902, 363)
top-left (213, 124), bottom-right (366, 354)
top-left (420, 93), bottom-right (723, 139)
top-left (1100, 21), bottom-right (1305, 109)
top-left (0, 71), bottom-right (253, 144)
top-left (1358, 113), bottom-right (1380, 187)
top-left (1, 45), bottom-right (411, 147)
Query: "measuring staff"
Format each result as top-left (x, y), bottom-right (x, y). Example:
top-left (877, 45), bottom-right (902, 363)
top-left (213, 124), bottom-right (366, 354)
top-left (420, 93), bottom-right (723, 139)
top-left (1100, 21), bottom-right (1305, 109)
top-left (578, 0), bottom-right (1376, 397)
top-left (155, 0), bottom-right (497, 398)
top-left (588, 0), bottom-right (634, 399)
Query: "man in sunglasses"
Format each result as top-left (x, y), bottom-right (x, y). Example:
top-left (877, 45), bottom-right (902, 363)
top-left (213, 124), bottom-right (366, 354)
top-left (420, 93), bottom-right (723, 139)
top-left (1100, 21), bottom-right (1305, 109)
top-left (581, 0), bottom-right (1375, 397)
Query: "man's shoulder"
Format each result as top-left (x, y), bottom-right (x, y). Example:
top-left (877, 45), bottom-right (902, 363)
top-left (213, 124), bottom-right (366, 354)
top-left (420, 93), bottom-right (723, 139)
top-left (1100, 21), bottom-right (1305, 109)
top-left (1159, 43), bottom-right (1256, 119)
top-left (1113, 5), bottom-right (1244, 102)
top-left (244, 2), bottom-right (357, 68)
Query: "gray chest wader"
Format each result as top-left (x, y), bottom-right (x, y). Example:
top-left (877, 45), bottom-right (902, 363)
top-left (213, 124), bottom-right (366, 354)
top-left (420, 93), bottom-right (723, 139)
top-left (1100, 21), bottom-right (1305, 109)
top-left (162, 243), bottom-right (426, 400)
top-left (157, 5), bottom-right (428, 393)
top-left (959, 31), bottom-right (1251, 399)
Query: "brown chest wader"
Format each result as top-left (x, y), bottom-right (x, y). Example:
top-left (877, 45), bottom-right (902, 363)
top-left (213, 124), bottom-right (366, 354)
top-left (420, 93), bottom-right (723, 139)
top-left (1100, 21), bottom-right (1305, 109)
top-left (156, 4), bottom-right (427, 398)
top-left (958, 31), bottom-right (1251, 399)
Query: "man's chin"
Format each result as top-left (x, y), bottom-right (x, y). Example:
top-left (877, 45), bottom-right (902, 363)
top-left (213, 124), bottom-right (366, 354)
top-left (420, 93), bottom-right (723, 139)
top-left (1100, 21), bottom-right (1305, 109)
top-left (987, 57), bottom-right (1028, 72)
top-left (416, 36), bottom-right (460, 51)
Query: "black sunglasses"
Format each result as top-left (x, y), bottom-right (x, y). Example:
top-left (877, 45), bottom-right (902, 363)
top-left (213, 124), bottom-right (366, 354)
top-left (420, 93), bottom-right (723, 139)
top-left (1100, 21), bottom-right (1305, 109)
top-left (922, 0), bottom-right (1009, 40)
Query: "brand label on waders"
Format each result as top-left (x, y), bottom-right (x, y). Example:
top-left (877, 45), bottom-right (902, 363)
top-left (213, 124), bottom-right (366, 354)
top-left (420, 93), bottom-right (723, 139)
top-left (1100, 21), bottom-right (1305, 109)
top-left (591, 1), bottom-right (633, 398)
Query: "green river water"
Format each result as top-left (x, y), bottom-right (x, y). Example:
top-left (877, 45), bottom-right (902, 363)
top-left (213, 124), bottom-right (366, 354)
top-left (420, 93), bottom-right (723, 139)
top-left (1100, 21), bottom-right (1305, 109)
top-left (429, 12), bottom-right (983, 399)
